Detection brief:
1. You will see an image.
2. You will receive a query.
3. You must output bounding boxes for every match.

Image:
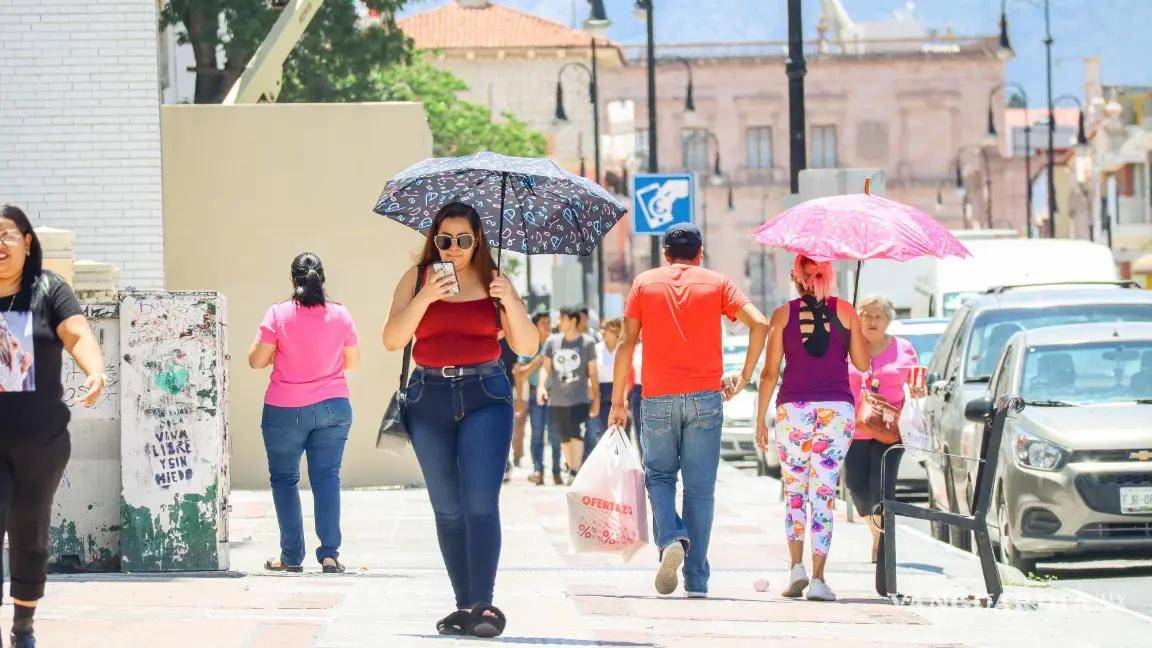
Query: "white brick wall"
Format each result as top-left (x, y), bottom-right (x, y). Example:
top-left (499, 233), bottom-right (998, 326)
top-left (0, 0), bottom-right (165, 289)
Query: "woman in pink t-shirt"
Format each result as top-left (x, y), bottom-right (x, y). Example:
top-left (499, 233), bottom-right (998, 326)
top-left (844, 294), bottom-right (921, 562)
top-left (248, 252), bottom-right (360, 575)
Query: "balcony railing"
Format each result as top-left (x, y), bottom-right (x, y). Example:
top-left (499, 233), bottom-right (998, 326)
top-left (621, 36), bottom-right (999, 63)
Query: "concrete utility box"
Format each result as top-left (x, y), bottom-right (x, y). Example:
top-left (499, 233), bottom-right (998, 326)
top-left (49, 303), bottom-right (122, 573)
top-left (118, 292), bottom-right (230, 572)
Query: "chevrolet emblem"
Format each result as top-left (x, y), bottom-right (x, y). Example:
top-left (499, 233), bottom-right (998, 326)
top-left (1131, 451), bottom-right (1152, 462)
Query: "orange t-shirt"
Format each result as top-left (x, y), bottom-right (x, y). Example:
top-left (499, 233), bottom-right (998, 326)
top-left (624, 264), bottom-right (749, 398)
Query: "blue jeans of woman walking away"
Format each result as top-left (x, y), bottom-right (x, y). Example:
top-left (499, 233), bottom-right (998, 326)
top-left (261, 397), bottom-right (352, 566)
top-left (407, 363), bottom-right (514, 609)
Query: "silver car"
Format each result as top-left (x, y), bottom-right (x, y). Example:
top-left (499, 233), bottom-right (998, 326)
top-left (923, 284), bottom-right (1152, 552)
top-left (966, 322), bottom-right (1152, 572)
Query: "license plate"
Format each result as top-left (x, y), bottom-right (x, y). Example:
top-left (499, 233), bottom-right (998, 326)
top-left (1120, 487), bottom-right (1152, 514)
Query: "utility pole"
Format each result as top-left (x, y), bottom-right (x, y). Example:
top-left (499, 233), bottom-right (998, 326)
top-left (786, 0), bottom-right (807, 194)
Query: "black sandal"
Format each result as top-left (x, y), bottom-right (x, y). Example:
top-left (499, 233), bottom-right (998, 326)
top-left (436, 610), bottom-right (473, 636)
top-left (264, 557), bottom-right (303, 573)
top-left (470, 603), bottom-right (507, 638)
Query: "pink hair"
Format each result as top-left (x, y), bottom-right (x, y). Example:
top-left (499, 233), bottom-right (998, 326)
top-left (792, 255), bottom-right (836, 302)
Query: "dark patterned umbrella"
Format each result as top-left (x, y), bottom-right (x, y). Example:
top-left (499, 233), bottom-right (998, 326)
top-left (373, 151), bottom-right (627, 266)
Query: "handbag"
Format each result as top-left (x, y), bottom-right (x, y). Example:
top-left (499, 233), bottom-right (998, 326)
top-left (377, 265), bottom-right (426, 449)
top-left (856, 361), bottom-right (903, 445)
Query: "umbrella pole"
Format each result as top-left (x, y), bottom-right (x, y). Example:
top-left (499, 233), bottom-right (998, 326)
top-left (852, 260), bottom-right (863, 307)
top-left (497, 172), bottom-right (507, 274)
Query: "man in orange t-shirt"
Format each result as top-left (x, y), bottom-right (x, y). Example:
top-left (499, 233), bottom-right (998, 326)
top-left (609, 223), bottom-right (769, 598)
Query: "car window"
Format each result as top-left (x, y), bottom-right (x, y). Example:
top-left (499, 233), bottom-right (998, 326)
top-left (929, 309), bottom-right (967, 377)
top-left (1023, 340), bottom-right (1152, 405)
top-left (900, 332), bottom-right (942, 367)
top-left (939, 309), bottom-right (972, 380)
top-left (964, 303), bottom-right (1152, 382)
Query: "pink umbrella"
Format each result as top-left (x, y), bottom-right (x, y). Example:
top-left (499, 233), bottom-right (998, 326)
top-left (754, 179), bottom-right (970, 302)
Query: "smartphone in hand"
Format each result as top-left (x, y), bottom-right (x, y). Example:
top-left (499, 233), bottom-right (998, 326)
top-left (432, 261), bottom-right (461, 295)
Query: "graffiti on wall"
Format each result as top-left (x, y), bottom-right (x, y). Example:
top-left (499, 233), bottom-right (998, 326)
top-left (119, 292), bottom-right (229, 571)
top-left (50, 303), bottom-right (122, 573)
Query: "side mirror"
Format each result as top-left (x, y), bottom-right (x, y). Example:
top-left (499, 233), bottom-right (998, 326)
top-left (964, 395), bottom-right (994, 423)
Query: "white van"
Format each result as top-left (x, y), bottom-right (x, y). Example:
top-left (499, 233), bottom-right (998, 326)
top-left (911, 239), bottom-right (1119, 318)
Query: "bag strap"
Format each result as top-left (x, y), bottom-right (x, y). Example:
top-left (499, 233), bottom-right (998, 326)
top-left (400, 265), bottom-right (426, 390)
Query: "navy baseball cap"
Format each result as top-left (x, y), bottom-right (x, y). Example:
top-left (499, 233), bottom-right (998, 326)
top-left (663, 222), bottom-right (703, 250)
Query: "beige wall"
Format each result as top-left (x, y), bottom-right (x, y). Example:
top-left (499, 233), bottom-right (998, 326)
top-left (163, 103), bottom-right (432, 488)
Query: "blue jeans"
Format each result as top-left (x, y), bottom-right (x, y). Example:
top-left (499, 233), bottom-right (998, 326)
top-left (640, 390), bottom-right (724, 594)
top-left (260, 397), bottom-right (352, 566)
top-left (407, 364), bottom-right (514, 608)
top-left (583, 382), bottom-right (615, 460)
top-left (529, 386), bottom-right (561, 475)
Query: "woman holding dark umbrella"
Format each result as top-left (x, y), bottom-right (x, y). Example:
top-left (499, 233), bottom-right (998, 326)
top-left (383, 202), bottom-right (537, 638)
top-left (0, 204), bottom-right (106, 648)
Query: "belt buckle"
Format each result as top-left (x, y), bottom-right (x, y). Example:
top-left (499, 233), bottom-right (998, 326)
top-left (440, 366), bottom-right (463, 379)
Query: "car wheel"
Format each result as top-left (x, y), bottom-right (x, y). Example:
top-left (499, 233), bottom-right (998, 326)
top-left (929, 498), bottom-right (950, 543)
top-left (943, 457), bottom-right (972, 552)
top-left (997, 489), bottom-right (1038, 576)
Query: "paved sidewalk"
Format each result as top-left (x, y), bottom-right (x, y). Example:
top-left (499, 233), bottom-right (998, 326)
top-left (30, 463), bottom-right (1152, 647)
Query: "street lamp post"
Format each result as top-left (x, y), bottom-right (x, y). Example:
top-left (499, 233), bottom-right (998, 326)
top-left (554, 2), bottom-right (610, 316)
top-left (674, 56), bottom-right (695, 113)
top-left (759, 193), bottom-right (774, 311)
top-left (636, 1), bottom-right (661, 268)
top-left (987, 82), bottom-right (1032, 237)
top-left (956, 145), bottom-right (994, 229)
top-left (786, 0), bottom-right (807, 194)
top-left (1053, 94), bottom-right (1089, 239)
top-left (1042, 0), bottom-right (1057, 238)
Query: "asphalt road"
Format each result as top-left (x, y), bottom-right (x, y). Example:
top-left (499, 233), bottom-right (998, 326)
top-left (727, 456), bottom-right (1152, 620)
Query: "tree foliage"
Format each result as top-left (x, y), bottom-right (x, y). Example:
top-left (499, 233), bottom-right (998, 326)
top-left (160, 0), bottom-right (411, 104)
top-left (374, 58), bottom-right (547, 158)
top-left (160, 1), bottom-right (546, 157)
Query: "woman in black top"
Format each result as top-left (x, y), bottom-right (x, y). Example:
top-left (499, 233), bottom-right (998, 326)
top-left (0, 205), bottom-right (106, 648)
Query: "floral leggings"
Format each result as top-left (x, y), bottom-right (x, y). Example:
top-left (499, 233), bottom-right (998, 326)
top-left (774, 401), bottom-right (856, 556)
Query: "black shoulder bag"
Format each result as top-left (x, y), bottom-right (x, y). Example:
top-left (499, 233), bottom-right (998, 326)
top-left (377, 265), bottom-right (426, 448)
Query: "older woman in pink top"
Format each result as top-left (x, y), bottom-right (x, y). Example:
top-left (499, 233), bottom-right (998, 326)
top-left (844, 294), bottom-right (922, 563)
top-left (248, 252), bottom-right (359, 575)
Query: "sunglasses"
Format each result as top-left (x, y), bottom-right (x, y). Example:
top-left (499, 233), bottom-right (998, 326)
top-left (434, 233), bottom-right (476, 251)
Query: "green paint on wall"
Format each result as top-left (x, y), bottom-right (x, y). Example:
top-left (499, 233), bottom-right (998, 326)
top-left (119, 483), bottom-right (219, 572)
top-left (48, 519), bottom-right (121, 573)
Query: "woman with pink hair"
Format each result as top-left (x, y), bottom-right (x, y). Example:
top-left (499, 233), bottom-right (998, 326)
top-left (755, 255), bottom-right (869, 601)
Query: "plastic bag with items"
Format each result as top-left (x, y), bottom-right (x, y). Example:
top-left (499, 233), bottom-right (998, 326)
top-left (566, 426), bottom-right (649, 561)
top-left (898, 384), bottom-right (929, 462)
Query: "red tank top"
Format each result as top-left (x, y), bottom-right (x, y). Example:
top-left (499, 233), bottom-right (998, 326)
top-left (413, 298), bottom-right (501, 367)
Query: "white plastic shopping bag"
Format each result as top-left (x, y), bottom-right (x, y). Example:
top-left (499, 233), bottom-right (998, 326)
top-left (898, 384), bottom-right (929, 462)
top-left (566, 426), bottom-right (649, 561)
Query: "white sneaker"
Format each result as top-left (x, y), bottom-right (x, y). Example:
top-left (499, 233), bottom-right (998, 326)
top-left (806, 578), bottom-right (837, 602)
top-left (655, 542), bottom-right (685, 595)
top-left (781, 564), bottom-right (809, 598)
top-left (685, 591), bottom-right (707, 599)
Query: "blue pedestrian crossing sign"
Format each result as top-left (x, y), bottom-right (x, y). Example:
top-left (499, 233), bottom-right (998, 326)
top-left (632, 173), bottom-right (695, 236)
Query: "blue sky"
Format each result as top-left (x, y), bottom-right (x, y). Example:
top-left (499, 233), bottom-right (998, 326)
top-left (400, 1), bottom-right (1152, 108)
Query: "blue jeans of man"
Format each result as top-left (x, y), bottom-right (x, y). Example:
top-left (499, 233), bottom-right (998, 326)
top-left (640, 390), bottom-right (724, 594)
top-left (260, 397), bottom-right (352, 566)
top-left (528, 386), bottom-right (561, 476)
top-left (407, 364), bottom-right (514, 608)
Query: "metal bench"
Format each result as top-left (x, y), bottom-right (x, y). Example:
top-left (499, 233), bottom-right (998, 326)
top-left (874, 393), bottom-right (1025, 608)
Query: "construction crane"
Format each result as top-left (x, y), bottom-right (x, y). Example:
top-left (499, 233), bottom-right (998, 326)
top-left (222, 0), bottom-right (326, 104)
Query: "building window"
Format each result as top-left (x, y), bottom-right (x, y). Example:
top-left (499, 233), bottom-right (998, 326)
top-left (810, 125), bottom-right (837, 169)
top-left (682, 128), bottom-right (710, 173)
top-left (634, 129), bottom-right (650, 170)
top-left (746, 127), bottom-right (773, 169)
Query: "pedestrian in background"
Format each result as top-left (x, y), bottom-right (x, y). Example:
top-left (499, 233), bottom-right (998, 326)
top-left (756, 255), bottom-right (869, 602)
top-left (518, 311), bottom-right (564, 485)
top-left (538, 307), bottom-right (599, 484)
top-left (250, 252), bottom-right (359, 576)
top-left (844, 294), bottom-right (922, 563)
top-left (610, 223), bottom-right (769, 599)
top-left (499, 338), bottom-right (523, 481)
top-left (383, 202), bottom-right (537, 638)
top-left (586, 318), bottom-right (629, 459)
top-left (0, 204), bottom-right (106, 648)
